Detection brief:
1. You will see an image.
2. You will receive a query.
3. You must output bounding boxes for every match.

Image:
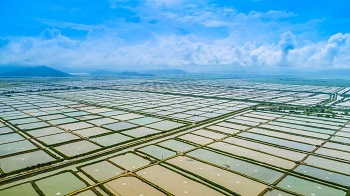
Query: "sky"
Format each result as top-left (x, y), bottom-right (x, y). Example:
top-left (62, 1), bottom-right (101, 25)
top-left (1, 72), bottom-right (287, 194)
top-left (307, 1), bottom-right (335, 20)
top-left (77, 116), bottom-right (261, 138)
top-left (0, 0), bottom-right (350, 72)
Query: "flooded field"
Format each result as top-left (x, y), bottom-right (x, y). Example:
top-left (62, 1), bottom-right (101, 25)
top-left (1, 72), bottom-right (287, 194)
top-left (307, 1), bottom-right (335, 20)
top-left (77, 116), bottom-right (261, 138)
top-left (80, 161), bottom-right (124, 181)
top-left (137, 165), bottom-right (223, 195)
top-left (0, 150), bottom-right (56, 173)
top-left (35, 172), bottom-right (87, 195)
top-left (103, 176), bottom-right (165, 195)
top-left (0, 183), bottom-right (39, 196)
top-left (178, 133), bottom-right (213, 145)
top-left (208, 142), bottom-right (296, 169)
top-left (187, 148), bottom-right (284, 184)
top-left (54, 141), bottom-right (101, 157)
top-left (157, 139), bottom-right (196, 152)
top-left (0, 79), bottom-right (349, 195)
top-left (0, 140), bottom-right (37, 156)
top-left (167, 156), bottom-right (267, 195)
top-left (294, 165), bottom-right (350, 186)
top-left (137, 145), bottom-right (176, 160)
top-left (90, 133), bottom-right (132, 147)
top-left (224, 137), bottom-right (307, 161)
top-left (123, 127), bottom-right (160, 138)
top-left (37, 132), bottom-right (80, 145)
top-left (277, 175), bottom-right (346, 196)
top-left (109, 153), bottom-right (150, 170)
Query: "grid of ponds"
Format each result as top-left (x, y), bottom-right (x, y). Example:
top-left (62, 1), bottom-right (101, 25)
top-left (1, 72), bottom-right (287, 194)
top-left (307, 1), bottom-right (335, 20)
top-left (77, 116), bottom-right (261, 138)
top-left (1, 109), bottom-right (349, 195)
top-left (109, 79), bottom-right (335, 106)
top-left (48, 89), bottom-right (256, 123)
top-left (1, 76), bottom-right (350, 196)
top-left (0, 94), bottom-right (187, 175)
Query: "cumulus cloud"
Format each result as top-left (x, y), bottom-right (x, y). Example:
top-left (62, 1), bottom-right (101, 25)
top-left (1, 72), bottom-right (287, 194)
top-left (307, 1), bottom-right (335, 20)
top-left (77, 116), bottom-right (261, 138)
top-left (279, 31), bottom-right (297, 66)
top-left (261, 10), bottom-right (296, 19)
top-left (1, 28), bottom-right (349, 70)
top-left (291, 33), bottom-right (350, 67)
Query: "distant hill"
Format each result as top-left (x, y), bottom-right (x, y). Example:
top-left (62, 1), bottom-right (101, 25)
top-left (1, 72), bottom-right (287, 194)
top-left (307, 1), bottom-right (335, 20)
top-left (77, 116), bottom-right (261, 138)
top-left (0, 65), bottom-right (26, 74)
top-left (147, 69), bottom-right (188, 75)
top-left (90, 70), bottom-right (155, 76)
top-left (0, 66), bottom-right (71, 77)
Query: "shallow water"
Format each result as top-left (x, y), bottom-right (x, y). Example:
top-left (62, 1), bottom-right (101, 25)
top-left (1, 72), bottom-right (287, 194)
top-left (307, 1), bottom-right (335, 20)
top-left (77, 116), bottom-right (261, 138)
top-left (35, 172), bottom-right (86, 195)
top-left (27, 127), bottom-right (64, 137)
top-left (263, 189), bottom-right (294, 196)
top-left (188, 148), bottom-right (284, 184)
top-left (209, 142), bottom-right (296, 169)
top-left (192, 129), bottom-right (226, 140)
top-left (91, 133), bottom-right (132, 146)
top-left (109, 153), bottom-right (150, 170)
top-left (38, 132), bottom-right (80, 145)
top-left (178, 133), bottom-right (213, 145)
top-left (122, 127), bottom-right (160, 138)
top-left (294, 165), bottom-right (350, 186)
top-left (0, 150), bottom-right (56, 173)
top-left (238, 132), bottom-right (315, 152)
top-left (146, 120), bottom-right (184, 131)
top-left (157, 139), bottom-right (196, 152)
top-left (323, 142), bottom-right (350, 152)
top-left (0, 133), bottom-right (25, 144)
top-left (206, 125), bottom-right (240, 134)
top-left (138, 145), bottom-right (176, 160)
top-left (137, 165), bottom-right (223, 195)
top-left (0, 140), bottom-right (37, 157)
top-left (277, 175), bottom-right (346, 196)
top-left (248, 128), bottom-right (324, 145)
top-left (127, 117), bottom-right (163, 125)
top-left (315, 147), bottom-right (350, 161)
top-left (104, 176), bottom-right (165, 196)
top-left (55, 141), bottom-right (100, 157)
top-left (0, 183), bottom-right (39, 196)
top-left (81, 161), bottom-right (124, 181)
top-left (224, 137), bottom-right (307, 161)
top-left (74, 127), bottom-right (111, 137)
top-left (166, 156), bottom-right (267, 195)
top-left (304, 155), bottom-right (350, 175)
top-left (260, 124), bottom-right (329, 139)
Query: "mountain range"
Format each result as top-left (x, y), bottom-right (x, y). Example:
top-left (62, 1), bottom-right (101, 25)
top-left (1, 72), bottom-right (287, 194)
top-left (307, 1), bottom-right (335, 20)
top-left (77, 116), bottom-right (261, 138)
top-left (0, 66), bottom-right (71, 77)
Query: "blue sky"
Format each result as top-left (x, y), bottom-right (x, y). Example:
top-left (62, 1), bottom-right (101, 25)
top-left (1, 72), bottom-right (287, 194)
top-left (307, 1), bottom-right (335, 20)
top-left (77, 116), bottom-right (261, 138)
top-left (0, 0), bottom-right (350, 71)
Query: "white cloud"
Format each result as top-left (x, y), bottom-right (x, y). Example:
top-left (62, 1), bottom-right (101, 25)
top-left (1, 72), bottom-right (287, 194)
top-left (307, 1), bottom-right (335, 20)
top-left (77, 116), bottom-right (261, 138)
top-left (38, 19), bottom-right (100, 32)
top-left (1, 28), bottom-right (350, 70)
top-left (259, 10), bottom-right (296, 19)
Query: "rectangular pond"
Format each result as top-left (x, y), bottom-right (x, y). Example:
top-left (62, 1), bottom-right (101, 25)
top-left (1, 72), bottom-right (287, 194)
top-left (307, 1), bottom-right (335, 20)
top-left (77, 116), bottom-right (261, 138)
top-left (0, 150), bottom-right (56, 173)
top-left (0, 140), bottom-right (37, 157)
top-left (35, 172), bottom-right (87, 196)
top-left (80, 160), bottom-right (124, 182)
top-left (109, 152), bottom-right (150, 171)
top-left (178, 133), bottom-right (213, 145)
top-left (104, 176), bottom-right (165, 195)
top-left (277, 175), bottom-right (346, 196)
top-left (137, 165), bottom-right (223, 195)
top-left (137, 145), bottom-right (176, 160)
top-left (166, 156), bottom-right (267, 195)
top-left (188, 148), bottom-right (284, 184)
top-left (304, 155), bottom-right (350, 175)
top-left (157, 139), bottom-right (196, 152)
top-left (209, 142), bottom-right (296, 169)
top-left (54, 141), bottom-right (100, 157)
top-left (224, 137), bottom-right (307, 161)
top-left (0, 183), bottom-right (39, 196)
top-left (294, 165), bottom-right (350, 187)
top-left (91, 133), bottom-right (132, 147)
top-left (237, 132), bottom-right (316, 152)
